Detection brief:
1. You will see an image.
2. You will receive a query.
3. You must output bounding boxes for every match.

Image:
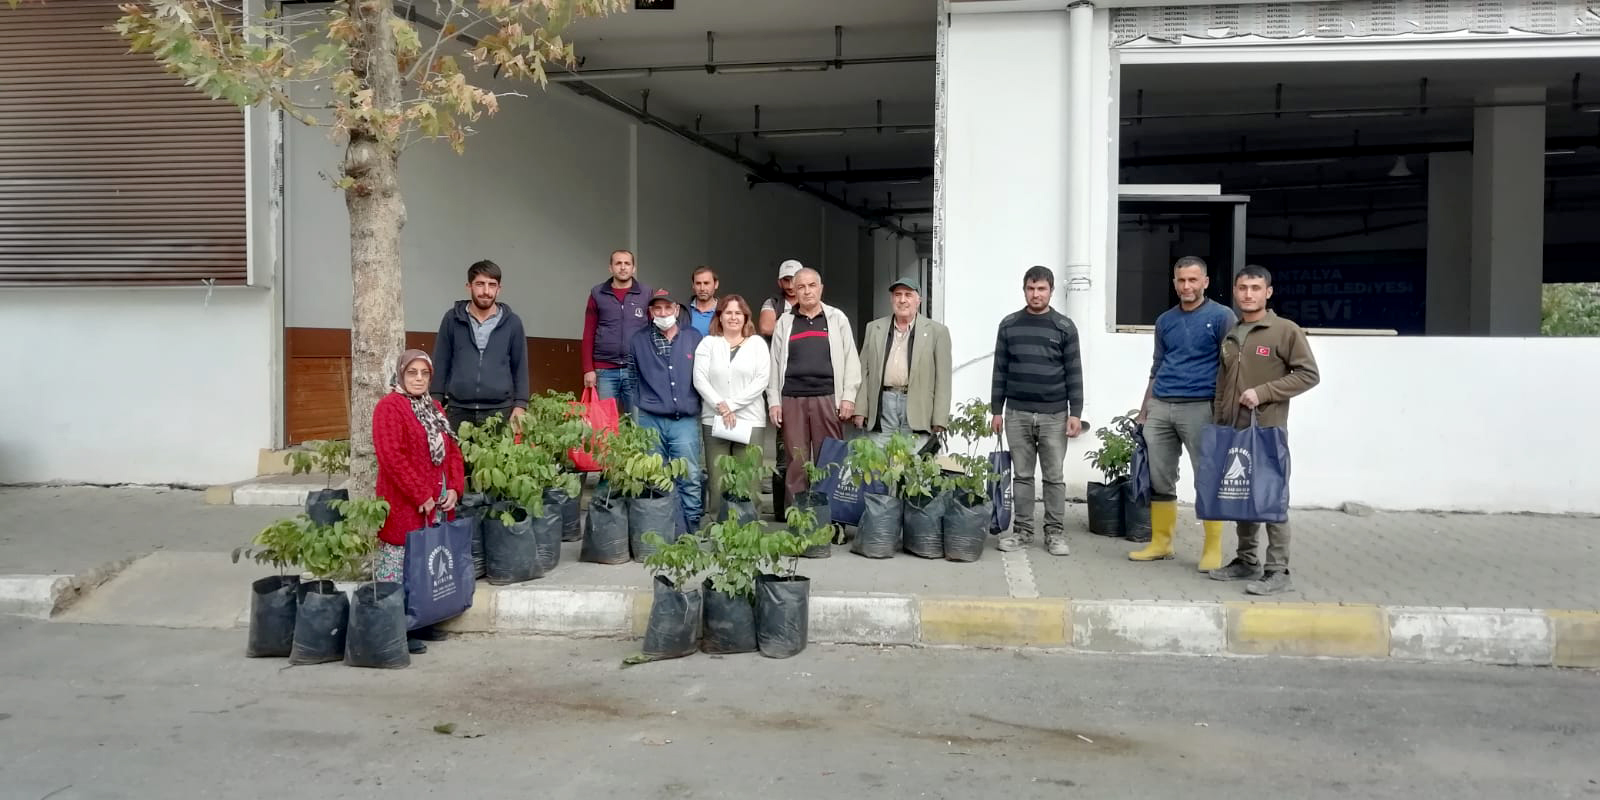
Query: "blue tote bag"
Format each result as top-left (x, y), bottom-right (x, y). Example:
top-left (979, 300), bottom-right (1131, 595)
top-left (1128, 425), bottom-right (1152, 505)
top-left (403, 512), bottom-right (477, 630)
top-left (817, 436), bottom-right (886, 527)
top-left (1194, 412), bottom-right (1291, 524)
top-left (987, 436), bottom-right (1013, 534)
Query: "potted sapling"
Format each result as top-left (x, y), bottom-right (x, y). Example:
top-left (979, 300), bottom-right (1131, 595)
top-left (286, 439), bottom-right (350, 525)
top-left (603, 421), bottom-right (691, 561)
top-left (899, 441), bottom-right (949, 559)
top-left (754, 505), bottom-right (834, 659)
top-left (636, 531), bottom-right (711, 661)
top-left (935, 398), bottom-right (1003, 561)
top-left (296, 496), bottom-right (389, 666)
top-left (1083, 412), bottom-right (1138, 538)
top-left (454, 416), bottom-right (509, 579)
top-left (795, 460), bottom-right (835, 558)
top-left (234, 516), bottom-right (308, 659)
top-left (522, 390), bottom-right (588, 542)
top-left (464, 421), bottom-right (558, 584)
top-left (712, 444), bottom-right (766, 527)
top-left (845, 434), bottom-right (911, 559)
top-left (580, 420), bottom-right (659, 565)
top-left (700, 516), bottom-right (766, 654)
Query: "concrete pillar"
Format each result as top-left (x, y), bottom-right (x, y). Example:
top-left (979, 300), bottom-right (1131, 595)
top-left (1425, 152), bottom-right (1472, 335)
top-left (1469, 87), bottom-right (1545, 336)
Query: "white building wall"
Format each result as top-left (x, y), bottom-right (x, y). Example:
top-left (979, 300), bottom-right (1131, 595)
top-left (286, 86), bottom-right (858, 341)
top-left (945, 6), bottom-right (1600, 513)
top-left (0, 289), bottom-right (275, 485)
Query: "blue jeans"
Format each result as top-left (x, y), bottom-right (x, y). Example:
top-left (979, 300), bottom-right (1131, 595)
top-left (595, 367), bottom-right (635, 416)
top-left (635, 410), bottom-right (704, 530)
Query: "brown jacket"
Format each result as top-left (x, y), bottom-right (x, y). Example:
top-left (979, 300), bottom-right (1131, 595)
top-left (1213, 311), bottom-right (1320, 429)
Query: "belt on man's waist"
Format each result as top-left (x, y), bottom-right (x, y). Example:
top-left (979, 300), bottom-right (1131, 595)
top-left (1155, 396), bottom-right (1210, 404)
top-left (882, 387), bottom-right (908, 394)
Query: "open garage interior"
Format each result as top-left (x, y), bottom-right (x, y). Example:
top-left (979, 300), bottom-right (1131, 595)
top-left (1115, 57), bottom-right (1600, 335)
top-left (282, 0), bottom-right (934, 442)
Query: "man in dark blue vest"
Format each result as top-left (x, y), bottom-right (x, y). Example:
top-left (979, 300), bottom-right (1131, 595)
top-left (628, 289), bottom-right (705, 531)
top-left (582, 249), bottom-right (652, 414)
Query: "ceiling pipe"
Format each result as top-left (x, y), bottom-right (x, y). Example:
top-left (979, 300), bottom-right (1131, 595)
top-left (1117, 97), bottom-right (1568, 124)
top-left (1122, 135), bottom-right (1598, 167)
top-left (701, 122), bottom-right (934, 137)
top-left (394, 6), bottom-right (915, 238)
top-left (548, 54), bottom-right (933, 82)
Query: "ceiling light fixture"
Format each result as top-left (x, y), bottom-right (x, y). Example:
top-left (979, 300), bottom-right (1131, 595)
top-left (761, 129), bottom-right (847, 139)
top-left (894, 126), bottom-right (932, 135)
top-left (1578, 103), bottom-right (1600, 113)
top-left (717, 63), bottom-right (830, 75)
top-left (1546, 149), bottom-right (1578, 156)
top-left (1308, 110), bottom-right (1408, 119)
top-left (1387, 155), bottom-right (1413, 177)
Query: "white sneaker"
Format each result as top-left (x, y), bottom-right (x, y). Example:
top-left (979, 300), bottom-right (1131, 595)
top-left (1045, 533), bottom-right (1070, 556)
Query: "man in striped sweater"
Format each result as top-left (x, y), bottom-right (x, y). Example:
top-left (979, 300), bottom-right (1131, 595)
top-left (989, 266), bottom-right (1085, 556)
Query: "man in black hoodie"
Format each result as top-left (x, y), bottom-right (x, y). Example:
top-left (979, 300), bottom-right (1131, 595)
top-left (430, 260), bottom-right (530, 432)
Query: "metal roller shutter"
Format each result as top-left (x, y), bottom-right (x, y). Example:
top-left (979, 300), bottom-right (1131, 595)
top-left (0, 0), bottom-right (247, 286)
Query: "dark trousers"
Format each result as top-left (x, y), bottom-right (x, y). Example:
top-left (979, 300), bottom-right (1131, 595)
top-left (780, 395), bottom-right (842, 497)
top-left (446, 405), bottom-right (512, 435)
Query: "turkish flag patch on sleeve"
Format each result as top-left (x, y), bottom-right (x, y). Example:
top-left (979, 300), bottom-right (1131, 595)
top-left (1256, 346), bottom-right (1272, 357)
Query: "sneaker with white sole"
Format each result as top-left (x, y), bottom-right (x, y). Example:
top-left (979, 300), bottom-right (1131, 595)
top-left (997, 531), bottom-right (1033, 552)
top-left (1044, 533), bottom-right (1070, 556)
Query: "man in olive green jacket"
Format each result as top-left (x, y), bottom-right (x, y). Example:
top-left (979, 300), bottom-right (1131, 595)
top-left (1208, 265), bottom-right (1320, 596)
top-left (852, 277), bottom-right (952, 449)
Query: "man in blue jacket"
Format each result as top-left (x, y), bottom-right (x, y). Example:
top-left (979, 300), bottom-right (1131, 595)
top-left (430, 259), bottom-right (529, 433)
top-left (629, 289), bottom-right (706, 531)
top-left (1129, 256), bottom-right (1236, 570)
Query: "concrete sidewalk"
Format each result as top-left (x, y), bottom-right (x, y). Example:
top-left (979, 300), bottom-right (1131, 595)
top-left (3, 486), bottom-right (1599, 666)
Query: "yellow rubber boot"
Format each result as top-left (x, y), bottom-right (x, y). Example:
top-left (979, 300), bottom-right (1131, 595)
top-left (1129, 501), bottom-right (1176, 561)
top-left (1198, 520), bottom-right (1225, 572)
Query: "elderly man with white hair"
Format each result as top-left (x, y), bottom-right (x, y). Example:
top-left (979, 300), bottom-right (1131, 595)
top-left (767, 267), bottom-right (862, 499)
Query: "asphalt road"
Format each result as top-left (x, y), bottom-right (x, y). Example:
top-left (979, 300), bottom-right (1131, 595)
top-left (1, 619), bottom-right (1595, 800)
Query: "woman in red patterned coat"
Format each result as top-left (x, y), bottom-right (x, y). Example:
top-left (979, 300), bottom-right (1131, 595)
top-left (373, 349), bottom-right (466, 654)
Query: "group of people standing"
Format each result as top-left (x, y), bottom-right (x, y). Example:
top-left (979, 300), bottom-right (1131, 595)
top-left (574, 250), bottom-right (953, 531)
top-left (368, 250), bottom-right (1321, 660)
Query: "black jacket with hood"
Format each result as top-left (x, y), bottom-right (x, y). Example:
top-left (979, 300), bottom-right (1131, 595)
top-left (429, 300), bottom-right (530, 410)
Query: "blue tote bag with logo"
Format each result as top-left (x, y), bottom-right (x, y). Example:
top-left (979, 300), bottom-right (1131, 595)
top-left (1194, 412), bottom-right (1290, 524)
top-left (817, 437), bottom-right (885, 527)
top-left (403, 512), bottom-right (477, 630)
top-left (987, 437), bottom-right (1013, 534)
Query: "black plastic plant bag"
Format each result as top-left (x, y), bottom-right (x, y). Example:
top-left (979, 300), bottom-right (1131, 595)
top-left (344, 581), bottom-right (409, 669)
top-left (941, 494), bottom-right (991, 563)
top-left (642, 576), bottom-right (702, 660)
top-left (850, 492), bottom-right (903, 559)
top-left (701, 581), bottom-right (757, 654)
top-left (755, 574), bottom-right (810, 659)
top-left (901, 493), bottom-right (947, 559)
top-left (245, 574), bottom-right (300, 658)
top-left (289, 580), bottom-right (348, 665)
top-left (581, 488), bottom-right (630, 565)
top-left (483, 505), bottom-right (545, 585)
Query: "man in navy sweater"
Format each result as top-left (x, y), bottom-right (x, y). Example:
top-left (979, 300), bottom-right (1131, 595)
top-left (990, 266), bottom-right (1085, 557)
top-left (1129, 256), bottom-right (1236, 569)
top-left (629, 289), bottom-right (706, 531)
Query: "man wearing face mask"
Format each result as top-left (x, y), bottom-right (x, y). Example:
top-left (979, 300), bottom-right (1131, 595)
top-left (628, 289), bottom-right (706, 531)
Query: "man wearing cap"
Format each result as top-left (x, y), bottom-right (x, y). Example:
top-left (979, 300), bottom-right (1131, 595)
top-left (758, 259), bottom-right (804, 338)
top-left (853, 277), bottom-right (951, 449)
top-left (627, 288), bottom-right (706, 531)
top-left (758, 258), bottom-right (803, 513)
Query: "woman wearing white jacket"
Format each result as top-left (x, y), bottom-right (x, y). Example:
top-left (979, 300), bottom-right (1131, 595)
top-left (693, 294), bottom-right (771, 524)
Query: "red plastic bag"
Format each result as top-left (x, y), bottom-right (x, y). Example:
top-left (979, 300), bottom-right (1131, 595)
top-left (569, 388), bottom-right (619, 473)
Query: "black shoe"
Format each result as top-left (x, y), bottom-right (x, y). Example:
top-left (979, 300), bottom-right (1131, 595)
top-left (407, 638), bottom-right (428, 655)
top-left (1208, 558), bottom-right (1263, 582)
top-left (412, 625), bottom-right (447, 642)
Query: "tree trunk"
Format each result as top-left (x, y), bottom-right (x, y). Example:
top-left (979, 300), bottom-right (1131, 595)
top-left (343, 0), bottom-right (407, 499)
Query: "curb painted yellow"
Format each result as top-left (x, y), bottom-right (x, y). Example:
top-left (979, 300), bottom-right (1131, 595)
top-left (1227, 602), bottom-right (1388, 658)
top-left (630, 590), bottom-right (652, 637)
top-left (1549, 611), bottom-right (1600, 668)
top-left (919, 597), bottom-right (1069, 647)
top-left (202, 485), bottom-right (235, 505)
